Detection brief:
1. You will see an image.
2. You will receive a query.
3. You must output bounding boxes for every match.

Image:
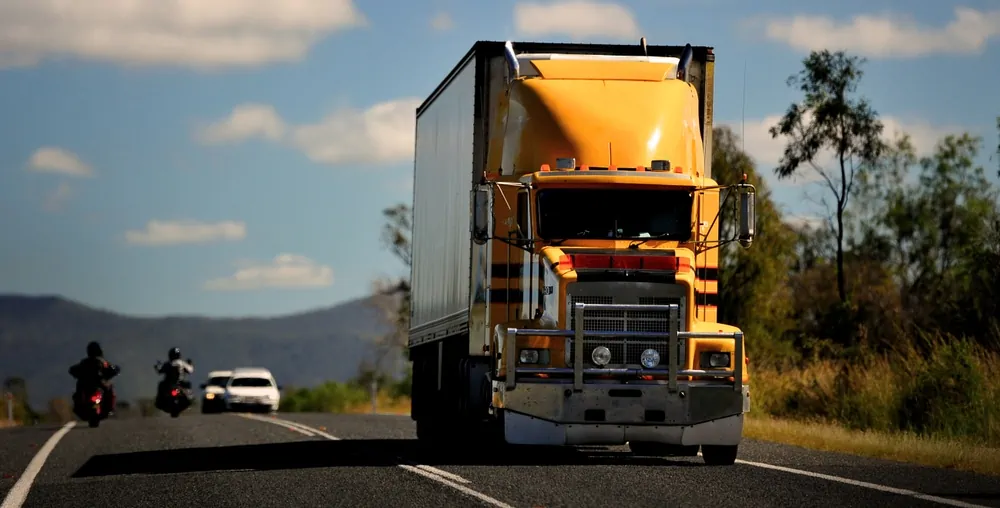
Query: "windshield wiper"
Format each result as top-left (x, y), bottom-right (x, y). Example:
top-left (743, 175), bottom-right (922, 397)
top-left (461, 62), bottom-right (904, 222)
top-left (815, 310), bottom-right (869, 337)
top-left (549, 230), bottom-right (590, 246)
top-left (627, 233), bottom-right (676, 249)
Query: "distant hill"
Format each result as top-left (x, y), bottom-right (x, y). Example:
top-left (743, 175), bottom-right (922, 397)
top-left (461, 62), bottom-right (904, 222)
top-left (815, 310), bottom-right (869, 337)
top-left (0, 294), bottom-right (401, 409)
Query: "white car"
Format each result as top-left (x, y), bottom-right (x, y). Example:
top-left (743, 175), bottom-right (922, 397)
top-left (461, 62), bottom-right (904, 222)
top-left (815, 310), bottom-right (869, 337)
top-left (223, 367), bottom-right (282, 413)
top-left (199, 370), bottom-right (232, 414)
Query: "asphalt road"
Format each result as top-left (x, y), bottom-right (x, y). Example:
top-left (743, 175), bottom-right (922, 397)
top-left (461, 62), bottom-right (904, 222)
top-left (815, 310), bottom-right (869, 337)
top-left (1, 413), bottom-right (998, 508)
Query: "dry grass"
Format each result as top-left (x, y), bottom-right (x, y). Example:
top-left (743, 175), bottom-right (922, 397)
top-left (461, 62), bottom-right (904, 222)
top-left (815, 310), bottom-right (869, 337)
top-left (344, 394), bottom-right (411, 415)
top-left (751, 337), bottom-right (1000, 445)
top-left (746, 336), bottom-right (1000, 477)
top-left (745, 414), bottom-right (1000, 477)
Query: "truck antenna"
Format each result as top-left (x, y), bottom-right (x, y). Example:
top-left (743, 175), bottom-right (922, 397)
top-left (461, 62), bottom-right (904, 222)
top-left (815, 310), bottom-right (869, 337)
top-left (741, 60), bottom-right (747, 154)
top-left (640, 37), bottom-right (647, 57)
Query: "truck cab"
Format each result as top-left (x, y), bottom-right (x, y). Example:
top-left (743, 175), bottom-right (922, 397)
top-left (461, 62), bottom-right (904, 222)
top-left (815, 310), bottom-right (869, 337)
top-left (408, 39), bottom-right (756, 466)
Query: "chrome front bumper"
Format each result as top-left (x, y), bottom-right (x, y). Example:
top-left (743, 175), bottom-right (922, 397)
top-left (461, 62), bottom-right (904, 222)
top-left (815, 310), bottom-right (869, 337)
top-left (496, 303), bottom-right (748, 446)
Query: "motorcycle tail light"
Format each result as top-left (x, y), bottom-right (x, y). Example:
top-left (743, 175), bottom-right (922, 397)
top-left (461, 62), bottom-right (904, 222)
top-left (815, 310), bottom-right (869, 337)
top-left (171, 389), bottom-right (179, 396)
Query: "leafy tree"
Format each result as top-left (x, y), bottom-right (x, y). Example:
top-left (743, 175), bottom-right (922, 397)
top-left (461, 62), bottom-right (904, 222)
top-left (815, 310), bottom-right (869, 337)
top-left (712, 125), bottom-right (799, 364)
top-left (769, 50), bottom-right (885, 306)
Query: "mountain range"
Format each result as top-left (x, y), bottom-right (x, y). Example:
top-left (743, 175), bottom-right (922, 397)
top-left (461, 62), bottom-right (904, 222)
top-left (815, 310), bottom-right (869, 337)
top-left (0, 294), bottom-right (400, 409)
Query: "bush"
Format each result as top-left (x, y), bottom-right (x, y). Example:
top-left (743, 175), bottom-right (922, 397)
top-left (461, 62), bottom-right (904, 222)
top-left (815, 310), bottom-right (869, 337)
top-left (752, 333), bottom-right (1000, 446)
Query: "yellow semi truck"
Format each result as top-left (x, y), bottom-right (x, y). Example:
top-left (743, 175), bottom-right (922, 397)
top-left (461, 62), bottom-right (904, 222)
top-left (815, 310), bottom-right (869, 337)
top-left (407, 39), bottom-right (756, 465)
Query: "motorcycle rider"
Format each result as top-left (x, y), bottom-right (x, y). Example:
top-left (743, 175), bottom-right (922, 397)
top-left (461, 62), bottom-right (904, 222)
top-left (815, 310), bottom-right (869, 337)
top-left (68, 341), bottom-right (120, 418)
top-left (155, 347), bottom-right (194, 410)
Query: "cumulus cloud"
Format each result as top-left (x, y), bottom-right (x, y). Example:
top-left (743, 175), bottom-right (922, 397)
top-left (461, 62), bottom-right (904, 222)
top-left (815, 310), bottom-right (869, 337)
top-left (204, 253), bottom-right (334, 291)
top-left (752, 7), bottom-right (1000, 58)
top-left (720, 115), bottom-right (972, 186)
top-left (514, 1), bottom-right (640, 40)
top-left (430, 12), bottom-right (454, 31)
top-left (784, 214), bottom-right (826, 232)
top-left (125, 220), bottom-right (247, 246)
top-left (27, 147), bottom-right (94, 177)
top-left (195, 104), bottom-right (286, 144)
top-left (196, 97), bottom-right (422, 165)
top-left (0, 0), bottom-right (367, 70)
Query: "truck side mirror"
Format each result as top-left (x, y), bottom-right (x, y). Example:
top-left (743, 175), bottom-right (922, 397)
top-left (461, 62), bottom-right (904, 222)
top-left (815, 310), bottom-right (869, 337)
top-left (472, 184), bottom-right (494, 245)
top-left (737, 179), bottom-right (756, 248)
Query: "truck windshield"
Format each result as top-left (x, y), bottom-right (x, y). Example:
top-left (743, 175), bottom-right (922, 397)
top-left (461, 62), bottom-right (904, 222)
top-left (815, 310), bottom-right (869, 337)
top-left (536, 188), bottom-right (693, 241)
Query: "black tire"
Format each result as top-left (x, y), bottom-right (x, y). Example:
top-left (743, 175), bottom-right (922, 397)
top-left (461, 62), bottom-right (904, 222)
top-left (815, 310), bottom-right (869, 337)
top-left (170, 410), bottom-right (180, 418)
top-left (88, 418), bottom-right (100, 428)
top-left (701, 445), bottom-right (739, 465)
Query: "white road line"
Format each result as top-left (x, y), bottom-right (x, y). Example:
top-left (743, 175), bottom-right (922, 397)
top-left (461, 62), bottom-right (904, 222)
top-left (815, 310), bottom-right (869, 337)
top-left (695, 451), bottom-right (989, 508)
top-left (412, 464), bottom-right (471, 485)
top-left (236, 414), bottom-right (507, 507)
top-left (398, 465), bottom-right (513, 508)
top-left (0, 421), bottom-right (76, 508)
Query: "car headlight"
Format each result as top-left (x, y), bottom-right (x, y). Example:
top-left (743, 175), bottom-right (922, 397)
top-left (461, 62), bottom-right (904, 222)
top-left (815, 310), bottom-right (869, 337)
top-left (591, 346), bottom-right (612, 367)
top-left (640, 349), bottom-right (660, 369)
top-left (700, 352), bottom-right (731, 368)
top-left (205, 393), bottom-right (216, 400)
top-left (518, 348), bottom-right (550, 365)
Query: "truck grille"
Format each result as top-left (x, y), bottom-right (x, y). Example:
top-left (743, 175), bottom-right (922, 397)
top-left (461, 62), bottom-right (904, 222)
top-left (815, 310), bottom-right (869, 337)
top-left (567, 295), bottom-right (683, 367)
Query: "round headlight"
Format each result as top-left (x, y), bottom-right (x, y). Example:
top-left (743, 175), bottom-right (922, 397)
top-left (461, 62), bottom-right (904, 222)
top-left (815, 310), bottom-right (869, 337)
top-left (519, 349), bottom-right (539, 364)
top-left (709, 353), bottom-right (731, 367)
top-left (591, 346), bottom-right (612, 366)
top-left (640, 349), bottom-right (660, 369)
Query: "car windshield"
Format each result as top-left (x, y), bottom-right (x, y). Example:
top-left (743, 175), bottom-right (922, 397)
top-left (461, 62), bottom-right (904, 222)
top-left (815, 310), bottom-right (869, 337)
top-left (536, 188), bottom-right (693, 240)
top-left (230, 377), bottom-right (273, 388)
top-left (206, 376), bottom-right (230, 387)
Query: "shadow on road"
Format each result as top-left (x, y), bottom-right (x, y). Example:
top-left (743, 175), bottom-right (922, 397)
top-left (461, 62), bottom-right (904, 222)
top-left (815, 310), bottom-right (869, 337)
top-left (72, 438), bottom-right (703, 477)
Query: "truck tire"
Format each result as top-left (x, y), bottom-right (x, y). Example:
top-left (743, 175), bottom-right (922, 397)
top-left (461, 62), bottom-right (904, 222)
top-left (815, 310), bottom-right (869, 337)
top-left (628, 442), bottom-right (699, 457)
top-left (701, 445), bottom-right (739, 465)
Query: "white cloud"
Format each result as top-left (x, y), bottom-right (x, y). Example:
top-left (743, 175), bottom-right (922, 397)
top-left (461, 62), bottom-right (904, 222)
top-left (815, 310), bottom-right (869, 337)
top-left (196, 104), bottom-right (286, 144)
top-left (721, 115), bottom-right (972, 186)
top-left (125, 220), bottom-right (247, 246)
top-left (27, 147), bottom-right (94, 177)
top-left (43, 182), bottom-right (73, 212)
top-left (755, 7), bottom-right (1000, 58)
top-left (197, 97), bottom-right (422, 165)
top-left (430, 12), bottom-right (454, 31)
top-left (514, 1), bottom-right (640, 40)
top-left (784, 214), bottom-right (826, 232)
top-left (0, 0), bottom-right (367, 70)
top-left (204, 253), bottom-right (333, 291)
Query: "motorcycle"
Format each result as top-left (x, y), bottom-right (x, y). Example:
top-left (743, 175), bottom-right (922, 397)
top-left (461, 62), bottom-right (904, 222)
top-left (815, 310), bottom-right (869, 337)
top-left (70, 363), bottom-right (120, 428)
top-left (77, 387), bottom-right (108, 428)
top-left (155, 360), bottom-right (194, 418)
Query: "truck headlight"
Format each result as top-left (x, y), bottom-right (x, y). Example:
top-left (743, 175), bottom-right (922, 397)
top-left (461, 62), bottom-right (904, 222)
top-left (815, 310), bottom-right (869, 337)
top-left (518, 348), bottom-right (549, 365)
top-left (640, 349), bottom-right (660, 368)
top-left (591, 346), bottom-right (612, 366)
top-left (700, 352), bottom-right (731, 368)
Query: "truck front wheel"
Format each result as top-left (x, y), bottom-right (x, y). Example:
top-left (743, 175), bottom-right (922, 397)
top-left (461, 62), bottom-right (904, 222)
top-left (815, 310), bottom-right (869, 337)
top-left (701, 445), bottom-right (739, 465)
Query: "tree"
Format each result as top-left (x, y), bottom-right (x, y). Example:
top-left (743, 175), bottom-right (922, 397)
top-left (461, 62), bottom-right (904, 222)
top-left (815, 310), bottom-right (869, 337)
top-left (381, 203), bottom-right (412, 269)
top-left (363, 201), bottom-right (414, 403)
top-left (712, 125), bottom-right (799, 364)
top-left (769, 50), bottom-right (885, 306)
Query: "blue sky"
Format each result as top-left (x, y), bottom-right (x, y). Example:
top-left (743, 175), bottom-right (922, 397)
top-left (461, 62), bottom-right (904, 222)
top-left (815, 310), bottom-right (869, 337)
top-left (1, 0), bottom-right (998, 317)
